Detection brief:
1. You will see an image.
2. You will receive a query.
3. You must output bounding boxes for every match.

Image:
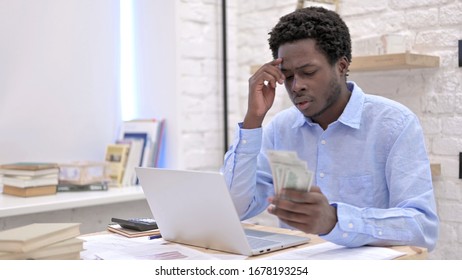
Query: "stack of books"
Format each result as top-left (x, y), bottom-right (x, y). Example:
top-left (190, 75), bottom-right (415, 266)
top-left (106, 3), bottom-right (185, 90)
top-left (0, 223), bottom-right (83, 260)
top-left (0, 162), bottom-right (60, 197)
top-left (107, 223), bottom-right (161, 238)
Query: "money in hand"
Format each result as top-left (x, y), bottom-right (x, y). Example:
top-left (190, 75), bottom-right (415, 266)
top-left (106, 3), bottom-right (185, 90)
top-left (267, 150), bottom-right (313, 194)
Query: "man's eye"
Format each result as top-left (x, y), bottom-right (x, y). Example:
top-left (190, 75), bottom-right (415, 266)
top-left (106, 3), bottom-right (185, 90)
top-left (303, 72), bottom-right (315, 76)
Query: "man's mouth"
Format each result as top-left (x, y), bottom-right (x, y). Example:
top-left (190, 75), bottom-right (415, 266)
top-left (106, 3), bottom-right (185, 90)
top-left (296, 100), bottom-right (312, 111)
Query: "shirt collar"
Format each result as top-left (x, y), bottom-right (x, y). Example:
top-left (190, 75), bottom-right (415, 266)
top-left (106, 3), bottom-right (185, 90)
top-left (337, 81), bottom-right (364, 129)
top-left (292, 81), bottom-right (365, 129)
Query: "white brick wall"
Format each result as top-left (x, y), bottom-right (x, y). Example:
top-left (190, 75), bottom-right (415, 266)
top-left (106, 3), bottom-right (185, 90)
top-left (177, 0), bottom-right (224, 171)
top-left (178, 0), bottom-right (462, 259)
top-left (342, 0), bottom-right (462, 260)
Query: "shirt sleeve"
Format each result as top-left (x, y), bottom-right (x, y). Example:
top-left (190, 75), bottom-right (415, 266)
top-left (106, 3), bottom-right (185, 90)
top-left (322, 115), bottom-right (439, 251)
top-left (221, 123), bottom-right (274, 220)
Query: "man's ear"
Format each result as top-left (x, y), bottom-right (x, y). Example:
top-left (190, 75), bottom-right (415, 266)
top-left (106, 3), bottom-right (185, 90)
top-left (337, 56), bottom-right (350, 76)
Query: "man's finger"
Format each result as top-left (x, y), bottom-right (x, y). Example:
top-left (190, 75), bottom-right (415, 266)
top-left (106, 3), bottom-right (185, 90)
top-left (269, 57), bottom-right (283, 66)
top-left (310, 186), bottom-right (322, 193)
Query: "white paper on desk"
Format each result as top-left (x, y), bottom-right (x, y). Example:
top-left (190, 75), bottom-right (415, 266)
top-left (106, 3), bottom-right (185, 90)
top-left (262, 242), bottom-right (406, 260)
top-left (79, 234), bottom-right (220, 260)
top-left (79, 234), bottom-right (144, 260)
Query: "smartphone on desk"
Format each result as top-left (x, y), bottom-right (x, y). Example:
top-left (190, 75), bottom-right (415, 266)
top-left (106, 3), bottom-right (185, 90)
top-left (111, 217), bottom-right (158, 231)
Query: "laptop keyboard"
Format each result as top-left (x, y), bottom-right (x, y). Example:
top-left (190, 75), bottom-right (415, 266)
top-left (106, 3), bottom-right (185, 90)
top-left (246, 236), bottom-right (279, 249)
top-left (244, 228), bottom-right (273, 238)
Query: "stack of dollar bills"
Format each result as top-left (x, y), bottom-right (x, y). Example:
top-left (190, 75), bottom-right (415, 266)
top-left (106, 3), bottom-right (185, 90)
top-left (267, 150), bottom-right (314, 194)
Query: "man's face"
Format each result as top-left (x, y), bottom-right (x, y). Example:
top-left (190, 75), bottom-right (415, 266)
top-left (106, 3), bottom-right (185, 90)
top-left (278, 39), bottom-right (343, 122)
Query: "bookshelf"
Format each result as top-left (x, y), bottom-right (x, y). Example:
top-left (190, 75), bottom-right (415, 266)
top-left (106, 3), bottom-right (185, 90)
top-left (0, 186), bottom-right (150, 234)
top-left (0, 187), bottom-right (145, 218)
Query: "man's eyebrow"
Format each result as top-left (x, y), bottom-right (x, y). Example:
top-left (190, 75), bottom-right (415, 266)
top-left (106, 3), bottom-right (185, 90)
top-left (280, 63), bottom-right (315, 72)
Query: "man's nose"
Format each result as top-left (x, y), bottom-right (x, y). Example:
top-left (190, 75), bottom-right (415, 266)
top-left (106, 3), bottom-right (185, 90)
top-left (291, 76), bottom-right (304, 93)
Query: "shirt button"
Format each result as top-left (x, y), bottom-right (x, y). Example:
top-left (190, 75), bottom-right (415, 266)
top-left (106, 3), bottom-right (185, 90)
top-left (342, 233), bottom-right (348, 238)
top-left (242, 139), bottom-right (247, 144)
top-left (321, 140), bottom-right (326, 145)
top-left (319, 172), bottom-right (325, 178)
top-left (348, 223), bottom-right (354, 229)
top-left (378, 230), bottom-right (383, 236)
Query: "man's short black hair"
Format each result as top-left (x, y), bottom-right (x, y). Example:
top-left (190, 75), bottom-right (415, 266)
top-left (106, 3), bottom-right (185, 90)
top-left (268, 6), bottom-right (352, 65)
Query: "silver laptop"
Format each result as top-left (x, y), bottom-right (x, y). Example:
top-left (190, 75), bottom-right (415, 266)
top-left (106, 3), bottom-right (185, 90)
top-left (135, 167), bottom-right (310, 256)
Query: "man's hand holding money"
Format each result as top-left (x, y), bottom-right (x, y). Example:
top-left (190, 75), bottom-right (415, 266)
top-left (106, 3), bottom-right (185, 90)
top-left (267, 150), bottom-right (313, 193)
top-left (266, 150), bottom-right (338, 235)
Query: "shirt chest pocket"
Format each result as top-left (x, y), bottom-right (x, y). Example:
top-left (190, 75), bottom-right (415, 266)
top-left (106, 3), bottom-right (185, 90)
top-left (338, 174), bottom-right (374, 207)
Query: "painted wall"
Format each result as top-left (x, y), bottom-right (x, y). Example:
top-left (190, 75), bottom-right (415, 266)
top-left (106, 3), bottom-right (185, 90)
top-left (0, 0), bottom-right (120, 163)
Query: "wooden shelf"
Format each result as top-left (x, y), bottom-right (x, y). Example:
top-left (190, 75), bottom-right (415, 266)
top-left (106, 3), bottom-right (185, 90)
top-left (250, 53), bottom-right (439, 74)
top-left (350, 53), bottom-right (439, 72)
top-left (0, 186), bottom-right (145, 218)
top-left (430, 163), bottom-right (441, 178)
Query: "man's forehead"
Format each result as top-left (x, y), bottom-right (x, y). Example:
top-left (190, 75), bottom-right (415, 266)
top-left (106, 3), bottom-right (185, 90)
top-left (280, 61), bottom-right (317, 72)
top-left (277, 39), bottom-right (324, 70)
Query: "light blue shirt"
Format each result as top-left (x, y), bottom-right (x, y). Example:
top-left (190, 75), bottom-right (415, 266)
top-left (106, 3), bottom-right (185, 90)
top-left (222, 81), bottom-right (439, 251)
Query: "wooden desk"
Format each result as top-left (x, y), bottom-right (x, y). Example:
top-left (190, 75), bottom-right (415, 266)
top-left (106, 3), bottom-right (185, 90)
top-left (240, 224), bottom-right (427, 260)
top-left (84, 223), bottom-right (427, 260)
